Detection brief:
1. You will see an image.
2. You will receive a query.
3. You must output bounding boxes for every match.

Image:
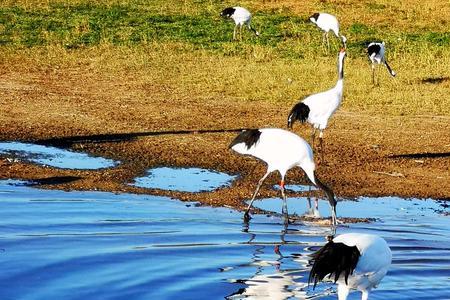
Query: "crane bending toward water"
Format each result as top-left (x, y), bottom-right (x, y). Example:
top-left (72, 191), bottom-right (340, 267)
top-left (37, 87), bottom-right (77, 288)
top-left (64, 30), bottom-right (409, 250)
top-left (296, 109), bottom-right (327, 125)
top-left (229, 128), bottom-right (337, 226)
top-left (309, 233), bottom-right (392, 300)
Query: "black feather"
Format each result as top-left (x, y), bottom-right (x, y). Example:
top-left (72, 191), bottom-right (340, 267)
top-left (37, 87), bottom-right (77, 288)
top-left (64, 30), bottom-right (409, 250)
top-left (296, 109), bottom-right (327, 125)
top-left (310, 12), bottom-right (320, 22)
top-left (229, 129), bottom-right (261, 150)
top-left (220, 7), bottom-right (236, 18)
top-left (367, 44), bottom-right (381, 56)
top-left (287, 102), bottom-right (310, 128)
top-left (308, 241), bottom-right (360, 289)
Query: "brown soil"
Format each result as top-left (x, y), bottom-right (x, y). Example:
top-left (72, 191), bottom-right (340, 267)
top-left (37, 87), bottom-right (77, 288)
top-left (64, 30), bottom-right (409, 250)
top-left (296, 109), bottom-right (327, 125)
top-left (0, 66), bottom-right (449, 218)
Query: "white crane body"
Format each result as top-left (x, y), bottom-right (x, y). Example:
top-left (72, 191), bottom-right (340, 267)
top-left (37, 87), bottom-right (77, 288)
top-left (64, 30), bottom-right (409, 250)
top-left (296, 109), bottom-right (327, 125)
top-left (367, 42), bottom-right (396, 84)
top-left (309, 233), bottom-right (392, 300)
top-left (229, 128), bottom-right (337, 225)
top-left (220, 7), bottom-right (259, 40)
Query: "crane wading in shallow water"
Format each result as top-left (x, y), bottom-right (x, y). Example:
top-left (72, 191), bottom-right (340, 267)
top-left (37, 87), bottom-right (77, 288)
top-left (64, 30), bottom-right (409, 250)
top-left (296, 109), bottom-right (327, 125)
top-left (229, 128), bottom-right (338, 226)
top-left (309, 233), bottom-right (392, 300)
top-left (367, 42), bottom-right (396, 85)
top-left (310, 12), bottom-right (347, 51)
top-left (287, 48), bottom-right (346, 163)
top-left (220, 7), bottom-right (259, 40)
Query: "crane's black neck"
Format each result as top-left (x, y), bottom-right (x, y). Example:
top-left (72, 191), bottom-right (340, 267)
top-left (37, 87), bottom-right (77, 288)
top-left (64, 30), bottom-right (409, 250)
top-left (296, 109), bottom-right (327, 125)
top-left (314, 176), bottom-right (337, 208)
top-left (338, 54), bottom-right (345, 80)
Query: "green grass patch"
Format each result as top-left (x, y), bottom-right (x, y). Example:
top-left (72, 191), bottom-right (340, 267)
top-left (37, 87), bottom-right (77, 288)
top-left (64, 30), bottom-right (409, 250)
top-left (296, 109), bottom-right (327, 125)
top-left (2, 2), bottom-right (450, 58)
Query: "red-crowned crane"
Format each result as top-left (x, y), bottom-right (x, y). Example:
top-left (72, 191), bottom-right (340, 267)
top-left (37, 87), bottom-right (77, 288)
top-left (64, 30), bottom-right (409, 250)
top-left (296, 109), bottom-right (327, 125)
top-left (367, 42), bottom-right (396, 85)
top-left (220, 7), bottom-right (259, 40)
top-left (287, 48), bottom-right (346, 162)
top-left (229, 128), bottom-right (337, 226)
top-left (310, 12), bottom-right (347, 50)
top-left (309, 233), bottom-right (392, 300)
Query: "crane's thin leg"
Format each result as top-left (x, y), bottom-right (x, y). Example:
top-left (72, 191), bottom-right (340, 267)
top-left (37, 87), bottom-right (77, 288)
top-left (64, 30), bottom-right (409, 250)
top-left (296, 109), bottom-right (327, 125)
top-left (310, 127), bottom-right (316, 150)
top-left (307, 185), bottom-right (312, 210)
top-left (372, 64), bottom-right (376, 85)
top-left (318, 130), bottom-right (324, 164)
top-left (280, 179), bottom-right (289, 225)
top-left (337, 284), bottom-right (350, 300)
top-left (244, 171), bottom-right (271, 222)
top-left (307, 184), bottom-right (320, 217)
top-left (313, 197), bottom-right (320, 217)
top-left (233, 25), bottom-right (237, 41)
top-left (326, 32), bottom-right (330, 52)
top-left (322, 32), bottom-right (327, 51)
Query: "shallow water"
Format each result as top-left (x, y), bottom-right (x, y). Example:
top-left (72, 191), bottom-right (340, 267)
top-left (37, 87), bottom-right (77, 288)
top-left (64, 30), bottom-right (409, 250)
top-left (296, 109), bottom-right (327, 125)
top-left (0, 141), bottom-right (117, 169)
top-left (132, 167), bottom-right (236, 192)
top-left (0, 180), bottom-right (449, 300)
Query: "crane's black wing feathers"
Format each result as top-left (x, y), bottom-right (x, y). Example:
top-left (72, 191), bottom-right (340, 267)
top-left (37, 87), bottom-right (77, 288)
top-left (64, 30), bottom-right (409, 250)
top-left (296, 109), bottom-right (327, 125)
top-left (308, 241), bottom-right (361, 289)
top-left (310, 12), bottom-right (320, 22)
top-left (287, 102), bottom-right (310, 128)
top-left (229, 129), bottom-right (262, 150)
top-left (368, 44), bottom-right (381, 56)
top-left (221, 7), bottom-right (236, 18)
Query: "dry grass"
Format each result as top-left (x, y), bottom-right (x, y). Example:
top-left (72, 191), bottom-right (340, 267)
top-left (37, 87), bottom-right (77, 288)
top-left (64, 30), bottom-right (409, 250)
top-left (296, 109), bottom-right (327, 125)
top-left (2, 41), bottom-right (450, 120)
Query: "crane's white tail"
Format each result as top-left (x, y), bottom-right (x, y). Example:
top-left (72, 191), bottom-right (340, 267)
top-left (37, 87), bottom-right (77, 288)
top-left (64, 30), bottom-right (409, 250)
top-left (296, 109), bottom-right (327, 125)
top-left (384, 61), bottom-right (396, 77)
top-left (309, 240), bottom-right (360, 288)
top-left (287, 102), bottom-right (310, 128)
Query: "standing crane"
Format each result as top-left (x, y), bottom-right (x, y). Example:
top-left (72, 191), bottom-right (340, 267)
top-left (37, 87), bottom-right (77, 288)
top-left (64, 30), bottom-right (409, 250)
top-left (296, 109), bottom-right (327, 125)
top-left (287, 48), bottom-right (346, 163)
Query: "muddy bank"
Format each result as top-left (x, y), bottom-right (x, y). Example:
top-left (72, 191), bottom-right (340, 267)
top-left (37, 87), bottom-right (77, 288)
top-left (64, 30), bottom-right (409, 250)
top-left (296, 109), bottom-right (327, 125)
top-left (0, 69), bottom-right (449, 210)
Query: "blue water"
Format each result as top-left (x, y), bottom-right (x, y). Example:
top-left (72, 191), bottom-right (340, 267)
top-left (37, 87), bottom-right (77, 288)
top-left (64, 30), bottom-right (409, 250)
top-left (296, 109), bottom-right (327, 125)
top-left (132, 167), bottom-right (236, 192)
top-left (0, 180), bottom-right (449, 300)
top-left (0, 141), bottom-right (117, 169)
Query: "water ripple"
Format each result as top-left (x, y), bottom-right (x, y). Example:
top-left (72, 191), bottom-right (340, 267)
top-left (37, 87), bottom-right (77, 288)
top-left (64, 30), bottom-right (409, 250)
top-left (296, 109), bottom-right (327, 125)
top-left (0, 180), bottom-right (449, 299)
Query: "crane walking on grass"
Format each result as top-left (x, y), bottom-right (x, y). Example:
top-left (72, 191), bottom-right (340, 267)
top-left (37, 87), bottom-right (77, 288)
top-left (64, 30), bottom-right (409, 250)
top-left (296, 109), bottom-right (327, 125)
top-left (287, 48), bottom-right (346, 163)
top-left (309, 233), bottom-right (392, 300)
top-left (220, 7), bottom-right (259, 40)
top-left (310, 12), bottom-right (347, 50)
top-left (229, 128), bottom-right (338, 226)
top-left (367, 42), bottom-right (396, 85)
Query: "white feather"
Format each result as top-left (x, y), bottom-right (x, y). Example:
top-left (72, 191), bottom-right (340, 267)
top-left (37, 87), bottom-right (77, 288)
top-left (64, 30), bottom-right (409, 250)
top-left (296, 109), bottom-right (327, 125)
top-left (333, 233), bottom-right (392, 299)
top-left (231, 128), bottom-right (315, 181)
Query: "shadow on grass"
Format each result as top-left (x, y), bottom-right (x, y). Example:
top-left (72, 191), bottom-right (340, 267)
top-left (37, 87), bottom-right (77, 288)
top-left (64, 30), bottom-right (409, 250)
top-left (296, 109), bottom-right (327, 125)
top-left (420, 76), bottom-right (450, 84)
top-left (34, 128), bottom-right (250, 147)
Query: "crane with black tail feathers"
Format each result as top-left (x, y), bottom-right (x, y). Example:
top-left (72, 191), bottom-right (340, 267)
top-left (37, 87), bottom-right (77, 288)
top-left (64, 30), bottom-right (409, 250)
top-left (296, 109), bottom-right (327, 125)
top-left (229, 128), bottom-right (338, 226)
top-left (287, 48), bottom-right (346, 163)
top-left (310, 12), bottom-right (347, 51)
top-left (220, 7), bottom-right (259, 40)
top-left (367, 42), bottom-right (396, 85)
top-left (309, 233), bottom-right (392, 300)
